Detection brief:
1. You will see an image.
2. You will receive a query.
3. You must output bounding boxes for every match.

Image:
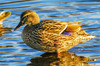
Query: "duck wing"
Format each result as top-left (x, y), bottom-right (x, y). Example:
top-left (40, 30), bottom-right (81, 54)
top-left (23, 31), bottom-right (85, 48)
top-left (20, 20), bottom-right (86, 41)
top-left (40, 20), bottom-right (68, 35)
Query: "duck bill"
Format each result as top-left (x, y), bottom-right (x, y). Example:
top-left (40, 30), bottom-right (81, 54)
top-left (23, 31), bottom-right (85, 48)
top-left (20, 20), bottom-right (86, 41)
top-left (14, 22), bottom-right (23, 31)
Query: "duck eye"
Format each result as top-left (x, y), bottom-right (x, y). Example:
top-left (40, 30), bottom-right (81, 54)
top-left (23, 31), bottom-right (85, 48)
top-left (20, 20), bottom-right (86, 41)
top-left (21, 16), bottom-right (27, 24)
top-left (22, 21), bottom-right (25, 25)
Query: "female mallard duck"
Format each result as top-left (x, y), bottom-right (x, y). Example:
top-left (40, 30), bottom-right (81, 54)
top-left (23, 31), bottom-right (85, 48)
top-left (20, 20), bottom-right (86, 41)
top-left (14, 10), bottom-right (95, 52)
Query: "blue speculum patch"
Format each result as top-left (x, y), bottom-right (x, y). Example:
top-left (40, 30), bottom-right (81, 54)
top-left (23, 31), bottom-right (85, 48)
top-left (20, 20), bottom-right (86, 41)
top-left (63, 32), bottom-right (72, 36)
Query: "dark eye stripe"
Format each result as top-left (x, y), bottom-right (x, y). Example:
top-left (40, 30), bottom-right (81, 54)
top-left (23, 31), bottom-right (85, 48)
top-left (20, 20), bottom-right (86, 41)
top-left (21, 16), bottom-right (28, 24)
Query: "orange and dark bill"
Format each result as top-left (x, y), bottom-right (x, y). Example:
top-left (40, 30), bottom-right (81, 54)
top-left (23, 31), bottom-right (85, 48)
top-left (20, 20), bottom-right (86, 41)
top-left (14, 22), bottom-right (23, 31)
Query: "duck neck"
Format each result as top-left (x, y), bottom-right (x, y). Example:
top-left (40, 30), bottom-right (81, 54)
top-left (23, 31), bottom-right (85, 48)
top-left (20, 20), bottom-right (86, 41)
top-left (27, 21), bottom-right (40, 26)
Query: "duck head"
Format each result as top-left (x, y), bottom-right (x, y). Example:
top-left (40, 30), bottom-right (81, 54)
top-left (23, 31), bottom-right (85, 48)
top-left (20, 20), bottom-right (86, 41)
top-left (14, 10), bottom-right (40, 31)
top-left (0, 11), bottom-right (11, 22)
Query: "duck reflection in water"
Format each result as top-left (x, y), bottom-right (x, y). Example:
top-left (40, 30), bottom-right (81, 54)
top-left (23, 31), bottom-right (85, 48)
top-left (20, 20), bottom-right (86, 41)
top-left (27, 51), bottom-right (95, 66)
top-left (0, 11), bottom-right (11, 37)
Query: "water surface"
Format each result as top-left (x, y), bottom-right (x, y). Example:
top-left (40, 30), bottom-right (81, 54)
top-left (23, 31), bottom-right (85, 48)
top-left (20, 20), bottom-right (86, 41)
top-left (0, 0), bottom-right (100, 66)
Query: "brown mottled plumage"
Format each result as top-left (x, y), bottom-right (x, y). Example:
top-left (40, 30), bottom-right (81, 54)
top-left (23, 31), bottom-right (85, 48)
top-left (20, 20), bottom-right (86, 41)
top-left (14, 10), bottom-right (95, 52)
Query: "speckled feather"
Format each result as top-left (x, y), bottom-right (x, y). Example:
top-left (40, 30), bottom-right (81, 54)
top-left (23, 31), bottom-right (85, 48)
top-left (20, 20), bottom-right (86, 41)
top-left (22, 19), bottom-right (95, 52)
top-left (14, 10), bottom-right (95, 52)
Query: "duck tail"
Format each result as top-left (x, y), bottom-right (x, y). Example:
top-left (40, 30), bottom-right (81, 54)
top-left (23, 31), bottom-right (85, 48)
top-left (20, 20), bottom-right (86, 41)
top-left (74, 21), bottom-right (84, 24)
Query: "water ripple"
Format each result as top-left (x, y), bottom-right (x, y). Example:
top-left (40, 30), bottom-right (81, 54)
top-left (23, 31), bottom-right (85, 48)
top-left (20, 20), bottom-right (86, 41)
top-left (0, 0), bottom-right (100, 66)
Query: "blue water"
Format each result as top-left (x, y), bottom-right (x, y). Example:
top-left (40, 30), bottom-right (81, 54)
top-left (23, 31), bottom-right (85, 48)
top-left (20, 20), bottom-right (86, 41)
top-left (0, 0), bottom-right (100, 66)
